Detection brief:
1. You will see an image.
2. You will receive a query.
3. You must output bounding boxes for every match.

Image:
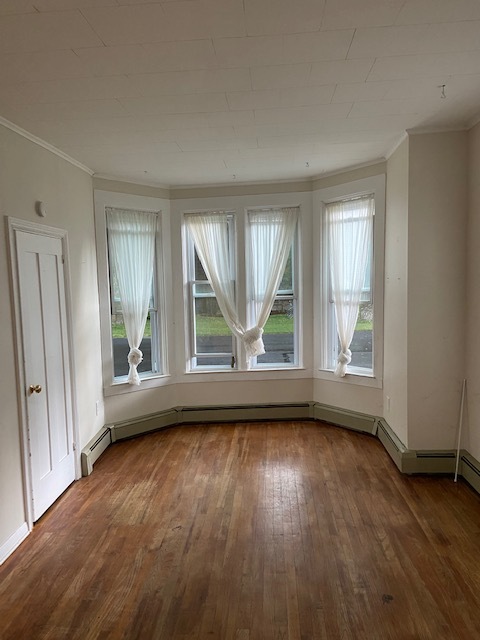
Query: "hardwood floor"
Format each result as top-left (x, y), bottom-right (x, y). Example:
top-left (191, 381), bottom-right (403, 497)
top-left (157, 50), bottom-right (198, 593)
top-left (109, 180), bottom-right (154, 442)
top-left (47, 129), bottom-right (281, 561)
top-left (2, 421), bottom-right (480, 639)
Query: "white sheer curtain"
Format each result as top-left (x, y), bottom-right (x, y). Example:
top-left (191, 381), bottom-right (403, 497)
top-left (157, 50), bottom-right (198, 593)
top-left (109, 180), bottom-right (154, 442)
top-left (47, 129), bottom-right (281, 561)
top-left (185, 211), bottom-right (246, 342)
top-left (326, 195), bottom-right (374, 377)
top-left (185, 208), bottom-right (298, 363)
top-left (248, 207), bottom-right (298, 358)
top-left (106, 207), bottom-right (157, 385)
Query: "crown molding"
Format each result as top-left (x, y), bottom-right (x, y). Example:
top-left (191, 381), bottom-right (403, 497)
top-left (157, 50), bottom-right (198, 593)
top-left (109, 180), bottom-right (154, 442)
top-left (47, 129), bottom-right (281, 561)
top-left (93, 173), bottom-right (170, 191)
top-left (385, 132), bottom-right (409, 161)
top-left (406, 124), bottom-right (468, 135)
top-left (311, 157), bottom-right (386, 182)
top-left (0, 116), bottom-right (94, 175)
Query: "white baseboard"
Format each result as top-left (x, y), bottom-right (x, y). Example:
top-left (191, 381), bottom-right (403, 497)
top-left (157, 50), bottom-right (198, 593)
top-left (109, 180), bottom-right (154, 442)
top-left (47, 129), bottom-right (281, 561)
top-left (0, 522), bottom-right (30, 565)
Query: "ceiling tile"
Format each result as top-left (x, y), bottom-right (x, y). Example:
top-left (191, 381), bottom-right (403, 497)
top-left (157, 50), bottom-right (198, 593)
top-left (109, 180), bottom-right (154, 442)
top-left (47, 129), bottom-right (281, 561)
top-left (35, 0), bottom-right (117, 10)
top-left (131, 110), bottom-right (254, 131)
top-left (257, 135), bottom-right (316, 151)
top-left (239, 145), bottom-right (306, 158)
top-left (81, 1), bottom-right (245, 46)
top-left (10, 76), bottom-right (138, 103)
top-left (39, 129), bottom-right (180, 150)
top-left (178, 138), bottom-right (258, 151)
top-left (253, 102), bottom-right (352, 126)
top-left (172, 126), bottom-right (238, 141)
top-left (349, 98), bottom-right (437, 118)
top-left (322, 0), bottom-right (405, 29)
top-left (119, 93), bottom-right (229, 116)
top-left (234, 120), bottom-right (352, 139)
top-left (251, 64), bottom-right (311, 90)
top-left (0, 10), bottom-right (102, 53)
top-left (380, 77), bottom-right (459, 101)
top-left (49, 125), bottom-right (240, 150)
top-left (80, 4), bottom-right (175, 45)
top-left (74, 40), bottom-right (218, 77)
top-left (226, 90), bottom-right (280, 111)
top-left (279, 85), bottom-right (336, 107)
top-left (142, 40), bottom-right (218, 71)
top-left (226, 85), bottom-right (335, 111)
top-left (395, 0), bottom-right (480, 25)
top-left (283, 30), bottom-right (354, 63)
top-left (244, 0), bottom-right (325, 36)
top-left (348, 25), bottom-right (428, 58)
top-left (64, 141), bottom-right (182, 159)
top-left (130, 68), bottom-right (251, 96)
top-left (162, 0), bottom-right (246, 39)
top-left (0, 1), bottom-right (36, 15)
top-left (332, 114), bottom-right (423, 133)
top-left (11, 99), bottom-right (129, 122)
top-left (213, 35), bottom-right (283, 68)
top-left (0, 50), bottom-right (91, 83)
top-left (368, 51), bottom-right (480, 81)
top-left (310, 59), bottom-right (374, 84)
top-left (116, 0), bottom-right (164, 4)
top-left (416, 21), bottom-right (480, 54)
top-left (349, 22), bottom-right (480, 59)
top-left (332, 82), bottom-right (391, 103)
top-left (72, 45), bottom-right (149, 77)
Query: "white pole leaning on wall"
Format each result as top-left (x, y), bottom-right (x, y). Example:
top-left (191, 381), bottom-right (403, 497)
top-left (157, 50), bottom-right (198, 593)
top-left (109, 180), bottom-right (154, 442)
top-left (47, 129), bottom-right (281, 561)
top-left (454, 379), bottom-right (467, 483)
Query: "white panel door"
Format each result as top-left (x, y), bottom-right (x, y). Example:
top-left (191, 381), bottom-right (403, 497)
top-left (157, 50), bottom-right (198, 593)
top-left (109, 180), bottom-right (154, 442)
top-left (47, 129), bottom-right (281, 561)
top-left (16, 230), bottom-right (75, 521)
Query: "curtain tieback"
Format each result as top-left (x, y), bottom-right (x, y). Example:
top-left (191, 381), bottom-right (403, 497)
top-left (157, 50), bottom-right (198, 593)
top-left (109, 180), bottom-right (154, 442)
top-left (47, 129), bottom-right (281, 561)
top-left (128, 347), bottom-right (143, 366)
top-left (338, 348), bottom-right (352, 366)
top-left (243, 326), bottom-right (265, 358)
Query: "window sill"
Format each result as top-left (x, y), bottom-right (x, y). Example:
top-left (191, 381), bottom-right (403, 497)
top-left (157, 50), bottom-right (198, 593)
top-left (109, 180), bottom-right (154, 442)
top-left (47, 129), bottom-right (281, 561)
top-left (182, 367), bottom-right (309, 383)
top-left (104, 373), bottom-right (172, 396)
top-left (316, 367), bottom-right (382, 389)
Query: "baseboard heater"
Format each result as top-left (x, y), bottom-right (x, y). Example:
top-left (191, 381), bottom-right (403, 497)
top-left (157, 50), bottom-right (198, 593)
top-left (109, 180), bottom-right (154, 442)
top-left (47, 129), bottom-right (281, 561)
top-left (80, 427), bottom-right (112, 476)
top-left (81, 404), bottom-right (480, 500)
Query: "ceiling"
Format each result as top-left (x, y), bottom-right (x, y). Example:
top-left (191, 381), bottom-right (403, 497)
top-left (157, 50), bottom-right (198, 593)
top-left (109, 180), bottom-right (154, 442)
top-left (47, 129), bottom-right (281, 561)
top-left (1, 0), bottom-right (480, 187)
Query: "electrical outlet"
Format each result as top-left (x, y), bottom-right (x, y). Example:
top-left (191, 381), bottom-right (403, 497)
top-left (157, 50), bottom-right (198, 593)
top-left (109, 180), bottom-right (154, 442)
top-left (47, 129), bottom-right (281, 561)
top-left (386, 396), bottom-right (391, 412)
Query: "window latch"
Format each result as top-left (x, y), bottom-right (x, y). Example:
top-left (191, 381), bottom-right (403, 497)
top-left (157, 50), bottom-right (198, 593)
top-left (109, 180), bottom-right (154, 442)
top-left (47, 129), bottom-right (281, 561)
top-left (231, 355), bottom-right (236, 369)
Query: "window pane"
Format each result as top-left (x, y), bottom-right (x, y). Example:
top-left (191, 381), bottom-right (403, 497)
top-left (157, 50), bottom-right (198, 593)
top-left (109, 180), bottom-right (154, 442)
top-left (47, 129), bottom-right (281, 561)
top-left (194, 296), bottom-right (233, 356)
top-left (195, 355), bottom-right (233, 366)
top-left (278, 249), bottom-right (293, 292)
top-left (112, 312), bottom-right (154, 378)
top-left (193, 282), bottom-right (214, 296)
top-left (256, 299), bottom-right (294, 365)
top-left (336, 301), bottom-right (373, 370)
top-left (195, 251), bottom-right (207, 280)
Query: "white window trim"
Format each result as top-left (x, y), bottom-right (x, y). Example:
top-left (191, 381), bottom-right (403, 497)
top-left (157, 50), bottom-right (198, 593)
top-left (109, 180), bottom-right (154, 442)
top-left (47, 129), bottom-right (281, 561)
top-left (94, 190), bottom-right (171, 396)
top-left (314, 175), bottom-right (385, 389)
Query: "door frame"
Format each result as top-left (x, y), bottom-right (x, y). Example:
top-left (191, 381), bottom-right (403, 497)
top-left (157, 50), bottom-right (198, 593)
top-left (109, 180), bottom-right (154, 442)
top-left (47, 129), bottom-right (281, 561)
top-left (6, 217), bottom-right (81, 529)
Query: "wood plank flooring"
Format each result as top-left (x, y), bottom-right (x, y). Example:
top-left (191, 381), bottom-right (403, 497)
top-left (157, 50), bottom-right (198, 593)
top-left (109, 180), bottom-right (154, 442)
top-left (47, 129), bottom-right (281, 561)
top-left (2, 421), bottom-right (480, 639)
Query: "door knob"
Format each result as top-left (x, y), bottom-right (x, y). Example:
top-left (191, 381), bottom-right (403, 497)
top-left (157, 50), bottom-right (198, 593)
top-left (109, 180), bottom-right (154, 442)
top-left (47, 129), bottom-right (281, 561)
top-left (29, 384), bottom-right (42, 394)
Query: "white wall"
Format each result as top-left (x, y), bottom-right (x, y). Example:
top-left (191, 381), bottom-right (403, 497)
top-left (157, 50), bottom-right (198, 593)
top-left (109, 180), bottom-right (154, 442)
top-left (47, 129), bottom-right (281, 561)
top-left (466, 122), bottom-right (480, 460)
top-left (0, 124), bottom-right (103, 556)
top-left (407, 132), bottom-right (467, 450)
top-left (384, 138), bottom-right (409, 445)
